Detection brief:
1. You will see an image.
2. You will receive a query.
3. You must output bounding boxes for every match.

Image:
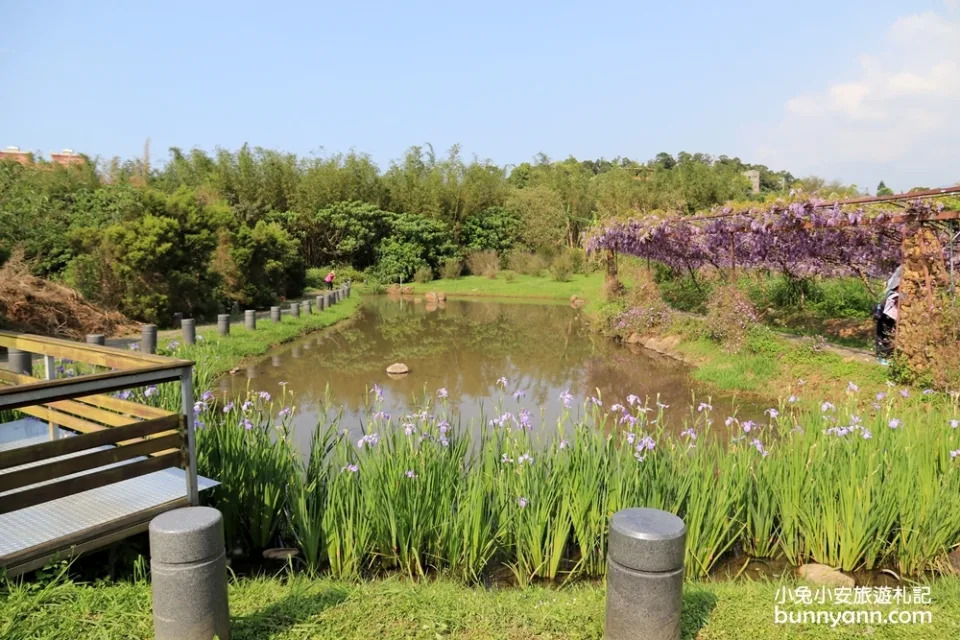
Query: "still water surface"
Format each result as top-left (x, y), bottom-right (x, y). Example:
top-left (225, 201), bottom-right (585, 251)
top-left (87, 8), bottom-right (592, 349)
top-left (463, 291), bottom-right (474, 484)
top-left (221, 296), bottom-right (755, 451)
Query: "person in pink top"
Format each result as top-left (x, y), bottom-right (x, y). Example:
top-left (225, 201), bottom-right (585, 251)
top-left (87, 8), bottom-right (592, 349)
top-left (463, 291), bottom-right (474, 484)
top-left (324, 270), bottom-right (335, 290)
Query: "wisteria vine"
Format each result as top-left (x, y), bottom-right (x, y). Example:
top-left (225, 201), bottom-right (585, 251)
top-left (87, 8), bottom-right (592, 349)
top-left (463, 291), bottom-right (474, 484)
top-left (586, 199), bottom-right (953, 278)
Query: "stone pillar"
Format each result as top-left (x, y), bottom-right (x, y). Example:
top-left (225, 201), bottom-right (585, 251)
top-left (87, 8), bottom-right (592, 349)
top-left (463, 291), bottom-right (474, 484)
top-left (217, 314), bottom-right (230, 336)
top-left (290, 302), bottom-right (300, 318)
top-left (304, 300), bottom-right (312, 314)
top-left (141, 324), bottom-right (158, 354)
top-left (86, 334), bottom-right (106, 346)
top-left (605, 508), bottom-right (685, 640)
top-left (8, 348), bottom-right (32, 375)
top-left (244, 310), bottom-right (256, 330)
top-left (316, 295), bottom-right (326, 311)
top-left (149, 507), bottom-right (230, 640)
top-left (346, 280), bottom-right (351, 297)
top-left (182, 319), bottom-right (196, 346)
top-left (173, 312), bottom-right (183, 329)
top-left (270, 306), bottom-right (281, 323)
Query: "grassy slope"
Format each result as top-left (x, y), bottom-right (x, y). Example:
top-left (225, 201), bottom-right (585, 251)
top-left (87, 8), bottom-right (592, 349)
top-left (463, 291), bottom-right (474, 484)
top-left (3, 575), bottom-right (959, 640)
top-left (162, 295), bottom-right (362, 379)
top-left (406, 273), bottom-right (605, 302)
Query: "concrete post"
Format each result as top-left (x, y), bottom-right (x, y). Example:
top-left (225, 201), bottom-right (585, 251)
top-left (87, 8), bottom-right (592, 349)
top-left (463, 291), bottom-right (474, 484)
top-left (149, 507), bottom-right (230, 640)
top-left (346, 279), bottom-right (351, 297)
top-left (290, 302), bottom-right (300, 318)
top-left (316, 295), bottom-right (326, 311)
top-left (8, 348), bottom-right (32, 376)
top-left (182, 319), bottom-right (196, 346)
top-left (86, 334), bottom-right (106, 346)
top-left (605, 508), bottom-right (685, 640)
top-left (270, 306), bottom-right (281, 323)
top-left (217, 314), bottom-right (230, 336)
top-left (173, 312), bottom-right (183, 329)
top-left (304, 300), bottom-right (312, 314)
top-left (244, 310), bottom-right (256, 330)
top-left (141, 324), bottom-right (158, 354)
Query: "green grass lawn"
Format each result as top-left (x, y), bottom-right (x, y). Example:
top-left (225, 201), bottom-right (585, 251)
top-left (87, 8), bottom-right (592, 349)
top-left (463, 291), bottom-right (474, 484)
top-left (406, 273), bottom-right (605, 301)
top-left (3, 574), bottom-right (959, 639)
top-left (161, 295), bottom-right (362, 379)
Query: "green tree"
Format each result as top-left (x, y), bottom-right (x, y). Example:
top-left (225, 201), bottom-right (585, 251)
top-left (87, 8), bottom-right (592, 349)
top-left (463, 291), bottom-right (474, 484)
top-left (877, 181), bottom-right (894, 196)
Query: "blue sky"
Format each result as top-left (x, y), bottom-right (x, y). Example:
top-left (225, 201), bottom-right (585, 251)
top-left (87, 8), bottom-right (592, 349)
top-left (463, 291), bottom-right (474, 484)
top-left (2, 1), bottom-right (958, 191)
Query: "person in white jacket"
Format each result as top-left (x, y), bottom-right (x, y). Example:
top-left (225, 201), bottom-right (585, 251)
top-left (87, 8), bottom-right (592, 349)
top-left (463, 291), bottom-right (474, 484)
top-left (875, 266), bottom-right (901, 365)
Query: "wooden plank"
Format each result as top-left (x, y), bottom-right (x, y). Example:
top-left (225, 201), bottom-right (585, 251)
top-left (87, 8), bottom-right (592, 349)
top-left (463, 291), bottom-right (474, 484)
top-left (0, 369), bottom-right (174, 420)
top-left (0, 330), bottom-right (192, 367)
top-left (0, 365), bottom-right (187, 410)
top-left (0, 497), bottom-right (189, 572)
top-left (0, 450), bottom-right (182, 514)
top-left (16, 404), bottom-right (110, 435)
top-left (0, 414), bottom-right (180, 470)
top-left (2, 433), bottom-right (183, 492)
top-left (74, 393), bottom-right (171, 419)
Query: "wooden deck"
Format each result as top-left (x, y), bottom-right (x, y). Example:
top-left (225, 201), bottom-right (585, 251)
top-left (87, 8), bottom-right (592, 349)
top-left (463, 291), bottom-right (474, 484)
top-left (0, 331), bottom-right (214, 576)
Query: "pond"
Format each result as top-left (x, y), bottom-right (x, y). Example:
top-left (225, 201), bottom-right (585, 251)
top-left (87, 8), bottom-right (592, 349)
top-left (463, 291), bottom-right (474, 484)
top-left (220, 296), bottom-right (758, 452)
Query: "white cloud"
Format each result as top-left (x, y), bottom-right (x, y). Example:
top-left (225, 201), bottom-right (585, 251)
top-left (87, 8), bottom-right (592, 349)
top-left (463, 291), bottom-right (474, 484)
top-left (755, 5), bottom-right (960, 189)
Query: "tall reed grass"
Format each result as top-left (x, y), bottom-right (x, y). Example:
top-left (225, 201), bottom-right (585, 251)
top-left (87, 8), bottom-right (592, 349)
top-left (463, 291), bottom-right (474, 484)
top-left (194, 382), bottom-right (960, 583)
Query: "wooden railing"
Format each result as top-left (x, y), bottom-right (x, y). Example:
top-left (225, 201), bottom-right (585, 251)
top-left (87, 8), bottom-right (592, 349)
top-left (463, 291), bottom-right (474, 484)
top-left (0, 330), bottom-right (199, 507)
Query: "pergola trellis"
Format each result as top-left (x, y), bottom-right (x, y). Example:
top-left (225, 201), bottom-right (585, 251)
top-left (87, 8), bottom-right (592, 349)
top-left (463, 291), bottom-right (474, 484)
top-left (587, 186), bottom-right (960, 382)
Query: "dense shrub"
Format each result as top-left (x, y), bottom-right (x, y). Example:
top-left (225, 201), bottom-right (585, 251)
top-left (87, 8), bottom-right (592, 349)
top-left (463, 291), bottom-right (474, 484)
top-left (610, 269), bottom-right (671, 335)
top-left (440, 258), bottom-right (463, 280)
top-left (505, 250), bottom-right (546, 276)
top-left (465, 250), bottom-right (500, 278)
top-left (461, 206), bottom-right (521, 254)
top-left (549, 252), bottom-right (574, 282)
top-left (501, 269), bottom-right (517, 282)
top-left (375, 212), bottom-right (457, 283)
top-left (221, 220), bottom-right (306, 309)
top-left (413, 266), bottom-right (434, 283)
top-left (705, 284), bottom-right (760, 350)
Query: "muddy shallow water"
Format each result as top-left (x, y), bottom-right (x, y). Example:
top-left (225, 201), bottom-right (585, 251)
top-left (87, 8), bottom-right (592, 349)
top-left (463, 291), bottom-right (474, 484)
top-left (220, 296), bottom-right (760, 452)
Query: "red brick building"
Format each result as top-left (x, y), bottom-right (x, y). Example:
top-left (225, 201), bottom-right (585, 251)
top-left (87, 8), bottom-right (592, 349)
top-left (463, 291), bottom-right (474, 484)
top-left (50, 149), bottom-right (85, 167)
top-left (0, 146), bottom-right (32, 165)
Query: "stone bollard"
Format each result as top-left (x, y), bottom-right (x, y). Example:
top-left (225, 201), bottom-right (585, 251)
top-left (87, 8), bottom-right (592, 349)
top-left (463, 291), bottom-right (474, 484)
top-left (182, 319), bottom-right (196, 346)
top-left (217, 314), bottom-right (230, 336)
top-left (141, 324), bottom-right (158, 354)
top-left (304, 300), bottom-right (312, 314)
top-left (244, 310), bottom-right (256, 331)
top-left (290, 302), bottom-right (300, 318)
top-left (270, 306), bottom-right (281, 323)
top-left (173, 312), bottom-right (183, 329)
top-left (605, 508), bottom-right (686, 640)
top-left (86, 334), bottom-right (106, 346)
top-left (149, 507), bottom-right (230, 640)
top-left (316, 295), bottom-right (326, 311)
top-left (345, 280), bottom-right (351, 297)
top-left (7, 348), bottom-right (32, 375)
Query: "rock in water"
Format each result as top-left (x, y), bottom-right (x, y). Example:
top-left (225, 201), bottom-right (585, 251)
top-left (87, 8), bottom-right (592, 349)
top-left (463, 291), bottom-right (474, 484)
top-left (797, 563), bottom-right (855, 587)
top-left (386, 362), bottom-right (410, 375)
